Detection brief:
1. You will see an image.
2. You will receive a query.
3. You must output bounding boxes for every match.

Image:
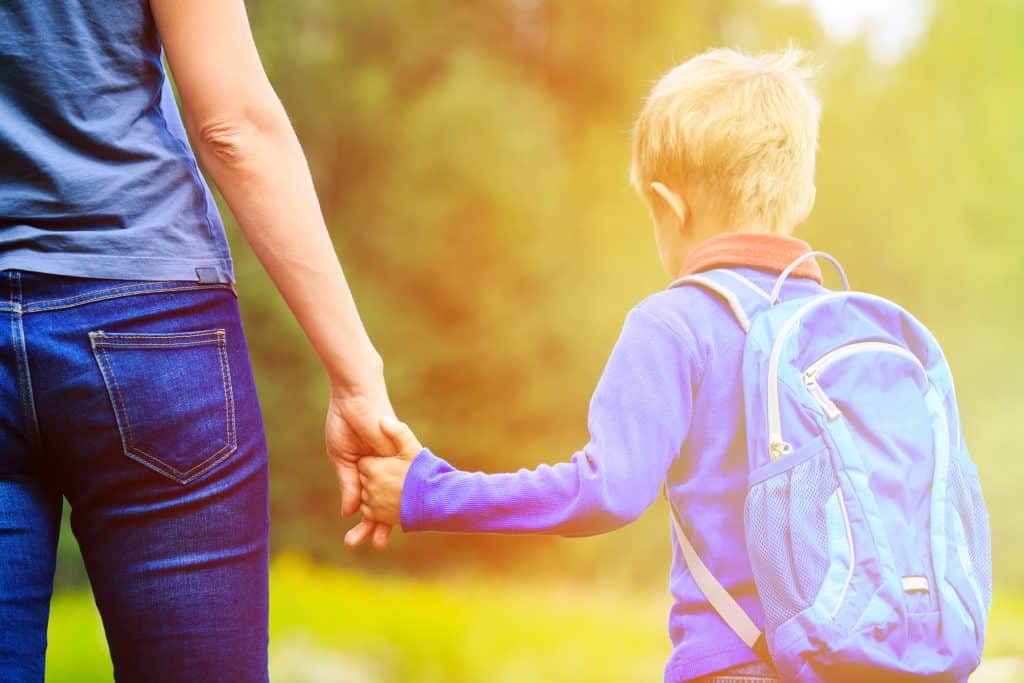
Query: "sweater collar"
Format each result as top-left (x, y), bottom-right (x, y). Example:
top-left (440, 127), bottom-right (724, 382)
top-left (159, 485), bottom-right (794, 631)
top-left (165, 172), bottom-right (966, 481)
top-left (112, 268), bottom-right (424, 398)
top-left (678, 232), bottom-right (823, 283)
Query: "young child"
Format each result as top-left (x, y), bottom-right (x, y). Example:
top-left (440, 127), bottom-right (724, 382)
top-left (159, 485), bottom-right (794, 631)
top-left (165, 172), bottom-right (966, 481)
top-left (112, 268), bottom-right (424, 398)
top-left (354, 47), bottom-right (823, 683)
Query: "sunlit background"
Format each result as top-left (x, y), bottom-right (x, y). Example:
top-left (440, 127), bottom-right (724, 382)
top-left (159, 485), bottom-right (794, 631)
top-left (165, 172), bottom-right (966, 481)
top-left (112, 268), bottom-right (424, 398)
top-left (46, 0), bottom-right (1024, 680)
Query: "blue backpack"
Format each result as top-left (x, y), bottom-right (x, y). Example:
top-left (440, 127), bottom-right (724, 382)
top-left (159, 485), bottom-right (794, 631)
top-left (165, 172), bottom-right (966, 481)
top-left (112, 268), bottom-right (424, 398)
top-left (667, 253), bottom-right (991, 682)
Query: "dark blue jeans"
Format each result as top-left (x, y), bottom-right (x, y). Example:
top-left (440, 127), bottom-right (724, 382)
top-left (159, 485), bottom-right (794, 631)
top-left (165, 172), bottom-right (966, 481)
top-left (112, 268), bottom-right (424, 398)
top-left (0, 271), bottom-right (269, 682)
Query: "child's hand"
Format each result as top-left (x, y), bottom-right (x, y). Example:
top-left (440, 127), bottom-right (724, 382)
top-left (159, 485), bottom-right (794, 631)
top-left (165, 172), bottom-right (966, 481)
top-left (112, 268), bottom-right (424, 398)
top-left (352, 416), bottom-right (423, 528)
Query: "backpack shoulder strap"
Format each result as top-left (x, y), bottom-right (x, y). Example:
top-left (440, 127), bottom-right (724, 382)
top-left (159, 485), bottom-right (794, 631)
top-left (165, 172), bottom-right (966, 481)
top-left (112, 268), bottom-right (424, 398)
top-left (664, 268), bottom-right (772, 661)
top-left (667, 495), bottom-right (771, 662)
top-left (669, 269), bottom-right (771, 333)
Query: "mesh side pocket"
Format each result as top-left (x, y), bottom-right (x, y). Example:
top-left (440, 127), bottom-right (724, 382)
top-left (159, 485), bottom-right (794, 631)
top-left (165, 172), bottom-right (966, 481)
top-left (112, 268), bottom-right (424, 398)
top-left (948, 458), bottom-right (993, 610)
top-left (745, 450), bottom-right (838, 637)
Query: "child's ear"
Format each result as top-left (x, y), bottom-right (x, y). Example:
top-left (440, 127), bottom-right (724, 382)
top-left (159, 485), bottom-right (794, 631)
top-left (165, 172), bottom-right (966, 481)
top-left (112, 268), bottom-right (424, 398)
top-left (649, 181), bottom-right (688, 233)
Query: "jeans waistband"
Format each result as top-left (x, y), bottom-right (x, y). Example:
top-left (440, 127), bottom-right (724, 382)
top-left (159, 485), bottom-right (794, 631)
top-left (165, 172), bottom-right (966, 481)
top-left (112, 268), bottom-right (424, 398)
top-left (0, 270), bottom-right (234, 314)
top-left (693, 661), bottom-right (780, 683)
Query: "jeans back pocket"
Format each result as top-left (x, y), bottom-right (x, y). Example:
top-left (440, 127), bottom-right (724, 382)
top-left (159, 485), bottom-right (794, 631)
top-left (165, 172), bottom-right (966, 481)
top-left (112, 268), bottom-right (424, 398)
top-left (90, 329), bottom-right (237, 484)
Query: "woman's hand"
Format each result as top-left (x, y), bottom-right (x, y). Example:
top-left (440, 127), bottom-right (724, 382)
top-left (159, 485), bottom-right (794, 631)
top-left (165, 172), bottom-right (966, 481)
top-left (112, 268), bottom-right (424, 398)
top-left (326, 388), bottom-right (398, 550)
top-left (353, 417), bottom-right (422, 528)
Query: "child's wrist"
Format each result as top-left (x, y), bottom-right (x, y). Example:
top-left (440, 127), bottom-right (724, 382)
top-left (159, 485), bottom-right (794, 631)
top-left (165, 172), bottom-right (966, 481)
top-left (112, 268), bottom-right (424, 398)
top-left (398, 448), bottom-right (432, 530)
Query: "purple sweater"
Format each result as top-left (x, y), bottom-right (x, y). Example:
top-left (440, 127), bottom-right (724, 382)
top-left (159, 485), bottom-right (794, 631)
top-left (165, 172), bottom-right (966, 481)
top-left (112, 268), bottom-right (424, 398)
top-left (400, 264), bottom-right (823, 682)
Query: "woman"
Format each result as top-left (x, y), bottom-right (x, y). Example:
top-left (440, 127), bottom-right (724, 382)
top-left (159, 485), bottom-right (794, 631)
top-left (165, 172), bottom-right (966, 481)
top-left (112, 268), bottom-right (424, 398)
top-left (0, 1), bottom-right (388, 680)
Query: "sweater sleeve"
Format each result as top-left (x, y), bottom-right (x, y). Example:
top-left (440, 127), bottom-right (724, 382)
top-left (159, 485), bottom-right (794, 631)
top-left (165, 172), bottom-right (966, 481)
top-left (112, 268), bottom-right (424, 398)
top-left (400, 306), bottom-right (701, 536)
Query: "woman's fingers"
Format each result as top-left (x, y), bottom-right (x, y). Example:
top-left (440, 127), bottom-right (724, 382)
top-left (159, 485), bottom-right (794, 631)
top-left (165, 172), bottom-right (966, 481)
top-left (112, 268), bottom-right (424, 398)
top-left (344, 518), bottom-right (375, 548)
top-left (335, 460), bottom-right (361, 518)
top-left (372, 524), bottom-right (392, 550)
top-left (340, 395), bottom-right (397, 458)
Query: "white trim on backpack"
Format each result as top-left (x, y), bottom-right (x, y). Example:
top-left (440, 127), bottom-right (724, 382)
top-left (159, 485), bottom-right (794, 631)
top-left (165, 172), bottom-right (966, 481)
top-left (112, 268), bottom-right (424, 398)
top-left (667, 493), bottom-right (764, 650)
top-left (716, 269), bottom-right (771, 301)
top-left (666, 269), bottom-right (769, 659)
top-left (670, 274), bottom-right (752, 332)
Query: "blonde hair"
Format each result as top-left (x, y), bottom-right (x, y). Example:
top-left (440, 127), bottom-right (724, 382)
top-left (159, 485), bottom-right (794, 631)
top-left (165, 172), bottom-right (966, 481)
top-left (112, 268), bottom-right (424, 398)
top-left (630, 47), bottom-right (820, 234)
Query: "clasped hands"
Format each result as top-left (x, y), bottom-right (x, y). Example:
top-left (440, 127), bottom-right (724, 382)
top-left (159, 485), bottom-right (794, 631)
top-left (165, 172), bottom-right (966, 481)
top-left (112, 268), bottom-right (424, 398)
top-left (324, 391), bottom-right (421, 550)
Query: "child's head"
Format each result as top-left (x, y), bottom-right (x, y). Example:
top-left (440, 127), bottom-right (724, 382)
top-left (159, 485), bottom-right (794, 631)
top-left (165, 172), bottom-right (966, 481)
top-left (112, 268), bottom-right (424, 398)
top-left (630, 47), bottom-right (821, 276)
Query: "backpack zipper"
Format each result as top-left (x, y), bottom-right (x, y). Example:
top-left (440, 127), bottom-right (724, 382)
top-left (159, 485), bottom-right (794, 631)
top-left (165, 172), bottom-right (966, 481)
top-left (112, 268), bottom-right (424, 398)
top-left (803, 342), bottom-right (927, 420)
top-left (766, 292), bottom-right (929, 461)
top-left (767, 293), bottom-right (846, 460)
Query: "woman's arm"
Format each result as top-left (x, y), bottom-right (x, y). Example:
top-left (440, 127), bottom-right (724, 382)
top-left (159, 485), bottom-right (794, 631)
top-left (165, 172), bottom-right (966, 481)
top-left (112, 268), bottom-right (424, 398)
top-left (151, 0), bottom-right (390, 547)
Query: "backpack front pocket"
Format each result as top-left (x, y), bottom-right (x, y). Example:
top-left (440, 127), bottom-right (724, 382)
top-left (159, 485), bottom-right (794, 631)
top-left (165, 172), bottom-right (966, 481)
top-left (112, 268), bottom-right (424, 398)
top-left (90, 329), bottom-right (237, 484)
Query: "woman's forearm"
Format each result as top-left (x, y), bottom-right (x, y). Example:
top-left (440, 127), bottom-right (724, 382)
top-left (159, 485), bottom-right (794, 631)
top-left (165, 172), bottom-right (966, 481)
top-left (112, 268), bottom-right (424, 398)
top-left (150, 0), bottom-right (380, 396)
top-left (193, 100), bottom-right (383, 397)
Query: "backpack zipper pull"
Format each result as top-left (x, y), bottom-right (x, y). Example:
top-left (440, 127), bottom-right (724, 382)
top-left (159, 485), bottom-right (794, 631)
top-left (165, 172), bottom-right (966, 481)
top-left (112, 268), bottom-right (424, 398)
top-left (804, 368), bottom-right (842, 420)
top-left (769, 440), bottom-right (792, 461)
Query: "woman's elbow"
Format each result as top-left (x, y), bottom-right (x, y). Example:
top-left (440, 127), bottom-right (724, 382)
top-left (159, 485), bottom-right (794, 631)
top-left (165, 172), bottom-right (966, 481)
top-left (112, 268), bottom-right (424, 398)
top-left (196, 117), bottom-right (252, 166)
top-left (192, 101), bottom-right (289, 170)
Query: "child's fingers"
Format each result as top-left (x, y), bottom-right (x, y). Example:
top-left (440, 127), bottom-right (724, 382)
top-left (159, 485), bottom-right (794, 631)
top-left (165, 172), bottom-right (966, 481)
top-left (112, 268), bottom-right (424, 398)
top-left (360, 503), bottom-right (376, 521)
top-left (357, 456), bottom-right (391, 482)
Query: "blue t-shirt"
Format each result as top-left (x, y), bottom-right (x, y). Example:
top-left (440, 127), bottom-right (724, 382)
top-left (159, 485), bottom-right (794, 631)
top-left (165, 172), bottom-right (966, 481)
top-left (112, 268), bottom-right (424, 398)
top-left (0, 2), bottom-right (233, 283)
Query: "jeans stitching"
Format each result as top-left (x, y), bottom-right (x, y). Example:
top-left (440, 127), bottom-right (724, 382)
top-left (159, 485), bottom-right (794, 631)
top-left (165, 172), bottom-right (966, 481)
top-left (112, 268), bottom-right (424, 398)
top-left (13, 275), bottom-right (42, 451)
top-left (170, 332), bottom-right (240, 483)
top-left (147, 330), bottom-right (237, 482)
top-left (24, 283), bottom-right (234, 313)
top-left (9, 277), bottom-right (17, 436)
top-left (218, 332), bottom-right (237, 454)
top-left (90, 336), bottom-right (141, 476)
top-left (98, 343), bottom-right (136, 447)
top-left (31, 281), bottom-right (158, 305)
top-left (92, 330), bottom-right (225, 341)
top-left (92, 328), bottom-right (224, 351)
top-left (9, 274), bottom-right (40, 452)
top-left (93, 340), bottom-right (222, 349)
top-left (100, 338), bottom-right (233, 481)
top-left (129, 443), bottom-right (234, 479)
top-left (93, 329), bottom-right (237, 484)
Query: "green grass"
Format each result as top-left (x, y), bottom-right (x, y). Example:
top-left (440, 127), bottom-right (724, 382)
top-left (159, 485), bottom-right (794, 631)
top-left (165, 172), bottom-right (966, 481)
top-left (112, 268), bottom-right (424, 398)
top-left (45, 554), bottom-right (1022, 682)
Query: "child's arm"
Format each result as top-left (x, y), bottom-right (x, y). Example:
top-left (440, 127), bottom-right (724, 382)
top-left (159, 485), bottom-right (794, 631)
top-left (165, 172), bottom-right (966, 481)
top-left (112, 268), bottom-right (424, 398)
top-left (358, 306), bottom-right (700, 537)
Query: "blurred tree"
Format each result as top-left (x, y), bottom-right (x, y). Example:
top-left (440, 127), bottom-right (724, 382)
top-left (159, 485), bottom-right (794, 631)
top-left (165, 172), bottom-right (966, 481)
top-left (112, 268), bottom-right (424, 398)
top-left (195, 0), bottom-right (1024, 586)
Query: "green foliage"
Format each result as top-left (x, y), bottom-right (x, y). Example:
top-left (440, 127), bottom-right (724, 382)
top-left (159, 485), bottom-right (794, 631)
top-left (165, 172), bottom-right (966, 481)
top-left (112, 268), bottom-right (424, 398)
top-left (43, 556), bottom-right (1024, 682)
top-left (146, 0), bottom-right (1024, 585)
